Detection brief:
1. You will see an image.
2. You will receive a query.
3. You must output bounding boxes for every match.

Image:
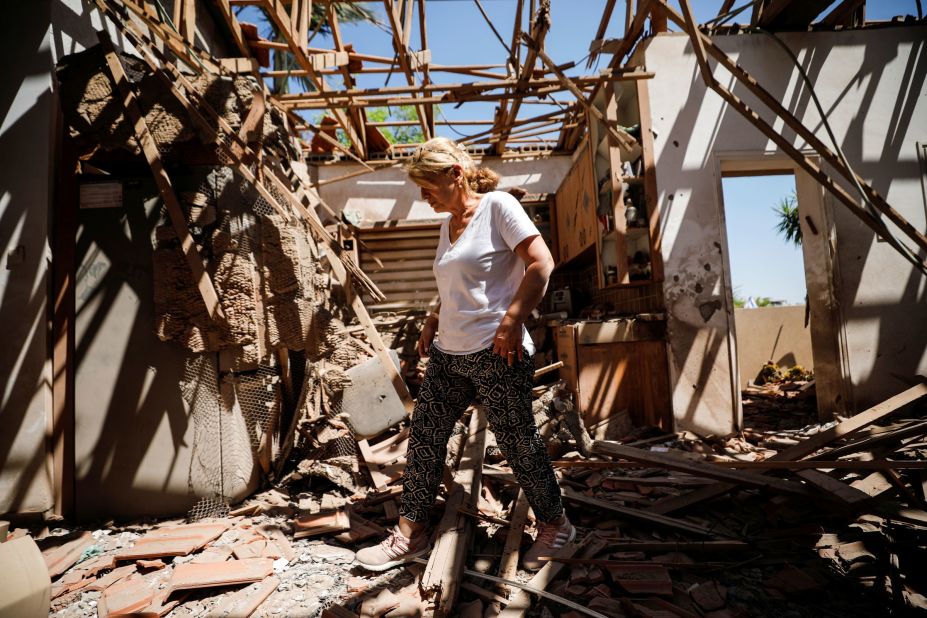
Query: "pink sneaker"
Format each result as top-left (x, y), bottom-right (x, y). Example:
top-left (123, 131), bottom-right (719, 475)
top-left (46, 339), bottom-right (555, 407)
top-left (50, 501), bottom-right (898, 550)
top-left (522, 514), bottom-right (576, 571)
top-left (354, 526), bottom-right (430, 572)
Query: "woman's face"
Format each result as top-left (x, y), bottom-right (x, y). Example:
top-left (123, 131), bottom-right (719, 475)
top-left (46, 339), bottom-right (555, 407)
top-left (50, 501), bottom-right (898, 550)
top-left (414, 166), bottom-right (463, 213)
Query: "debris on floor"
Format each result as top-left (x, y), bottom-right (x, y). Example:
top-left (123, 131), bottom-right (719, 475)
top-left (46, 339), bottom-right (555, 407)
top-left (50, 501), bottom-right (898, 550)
top-left (11, 382), bottom-right (924, 617)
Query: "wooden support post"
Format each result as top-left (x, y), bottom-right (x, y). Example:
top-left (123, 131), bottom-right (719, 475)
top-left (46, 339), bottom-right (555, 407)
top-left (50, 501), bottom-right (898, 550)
top-left (422, 408), bottom-right (488, 617)
top-left (417, 0), bottom-right (435, 136)
top-left (182, 0), bottom-right (196, 45)
top-left (491, 0), bottom-right (550, 154)
top-left (382, 0), bottom-right (432, 139)
top-left (587, 0), bottom-right (617, 68)
top-left (98, 31), bottom-right (225, 322)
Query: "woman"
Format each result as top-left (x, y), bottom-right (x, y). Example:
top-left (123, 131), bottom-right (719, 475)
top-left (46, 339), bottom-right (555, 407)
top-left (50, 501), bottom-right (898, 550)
top-left (355, 137), bottom-right (574, 572)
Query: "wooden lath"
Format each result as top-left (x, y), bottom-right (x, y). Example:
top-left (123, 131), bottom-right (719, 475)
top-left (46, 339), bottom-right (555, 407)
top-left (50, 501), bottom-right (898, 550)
top-left (382, 0), bottom-right (433, 140)
top-left (257, 0), bottom-right (367, 157)
top-left (490, 0), bottom-right (551, 155)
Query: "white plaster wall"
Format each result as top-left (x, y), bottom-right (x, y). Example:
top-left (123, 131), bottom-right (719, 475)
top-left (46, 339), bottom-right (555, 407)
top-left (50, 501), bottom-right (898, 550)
top-left (0, 0), bottom-right (242, 516)
top-left (0, 1), bottom-right (58, 516)
top-left (317, 155), bottom-right (572, 223)
top-left (643, 27), bottom-right (927, 434)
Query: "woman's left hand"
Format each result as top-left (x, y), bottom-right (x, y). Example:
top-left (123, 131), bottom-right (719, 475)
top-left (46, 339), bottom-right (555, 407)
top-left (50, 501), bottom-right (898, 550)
top-left (493, 315), bottom-right (523, 366)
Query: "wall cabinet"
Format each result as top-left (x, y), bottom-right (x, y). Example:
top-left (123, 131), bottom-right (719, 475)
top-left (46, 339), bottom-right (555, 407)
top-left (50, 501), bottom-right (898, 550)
top-left (553, 79), bottom-right (663, 288)
top-left (553, 139), bottom-right (598, 265)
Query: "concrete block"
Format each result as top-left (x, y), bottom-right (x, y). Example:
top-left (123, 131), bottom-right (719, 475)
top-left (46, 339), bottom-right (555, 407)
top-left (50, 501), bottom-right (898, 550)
top-left (341, 349), bottom-right (408, 439)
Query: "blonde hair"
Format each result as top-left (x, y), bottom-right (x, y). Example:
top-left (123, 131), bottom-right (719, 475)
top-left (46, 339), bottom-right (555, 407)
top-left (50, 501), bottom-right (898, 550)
top-left (405, 137), bottom-right (500, 194)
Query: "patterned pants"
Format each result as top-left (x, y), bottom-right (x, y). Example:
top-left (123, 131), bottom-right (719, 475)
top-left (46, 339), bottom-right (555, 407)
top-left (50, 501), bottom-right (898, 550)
top-left (399, 344), bottom-right (564, 523)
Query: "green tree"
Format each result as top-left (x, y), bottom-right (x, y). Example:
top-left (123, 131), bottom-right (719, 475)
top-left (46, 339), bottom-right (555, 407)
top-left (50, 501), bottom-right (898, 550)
top-left (773, 190), bottom-right (802, 247)
top-left (365, 106), bottom-right (425, 144)
top-left (237, 3), bottom-right (380, 94)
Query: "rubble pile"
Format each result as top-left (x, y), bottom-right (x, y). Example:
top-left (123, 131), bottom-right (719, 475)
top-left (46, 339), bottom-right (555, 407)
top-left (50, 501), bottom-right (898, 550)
top-left (14, 380), bottom-right (925, 617)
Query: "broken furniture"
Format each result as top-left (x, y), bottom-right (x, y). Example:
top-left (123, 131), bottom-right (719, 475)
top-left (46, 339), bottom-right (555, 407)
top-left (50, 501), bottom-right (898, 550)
top-left (556, 318), bottom-right (672, 433)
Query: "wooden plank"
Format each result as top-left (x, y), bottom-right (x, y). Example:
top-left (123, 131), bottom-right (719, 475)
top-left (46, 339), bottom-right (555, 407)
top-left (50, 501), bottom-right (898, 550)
top-left (648, 383), bottom-right (927, 515)
top-left (496, 490), bottom-right (530, 596)
top-left (497, 535), bottom-right (588, 618)
top-left (561, 487), bottom-right (715, 536)
top-left (422, 409), bottom-right (487, 617)
top-left (795, 470), bottom-right (871, 506)
top-left (808, 420), bottom-right (927, 461)
top-left (593, 441), bottom-right (818, 498)
top-left (98, 31), bottom-right (225, 322)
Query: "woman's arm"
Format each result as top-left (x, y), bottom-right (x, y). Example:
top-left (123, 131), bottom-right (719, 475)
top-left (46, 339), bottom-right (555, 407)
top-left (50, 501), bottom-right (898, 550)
top-left (418, 303), bottom-right (441, 357)
top-left (493, 235), bottom-right (555, 365)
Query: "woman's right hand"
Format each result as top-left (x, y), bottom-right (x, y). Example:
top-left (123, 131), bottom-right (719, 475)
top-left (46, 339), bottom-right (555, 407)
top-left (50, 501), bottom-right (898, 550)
top-left (417, 315), bottom-right (438, 357)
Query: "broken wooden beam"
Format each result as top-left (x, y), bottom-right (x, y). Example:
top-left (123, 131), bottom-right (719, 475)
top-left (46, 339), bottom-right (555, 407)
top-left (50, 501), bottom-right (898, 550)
top-left (421, 408), bottom-right (488, 616)
top-left (592, 440), bottom-right (818, 499)
top-left (497, 535), bottom-right (594, 618)
top-left (98, 30), bottom-right (225, 323)
top-left (647, 383), bottom-right (927, 515)
top-left (561, 486), bottom-right (716, 536)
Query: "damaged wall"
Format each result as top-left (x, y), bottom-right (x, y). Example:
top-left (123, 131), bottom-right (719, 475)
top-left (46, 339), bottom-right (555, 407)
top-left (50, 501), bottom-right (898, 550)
top-left (0, 0), bottom-right (251, 517)
top-left (642, 27), bottom-right (927, 435)
top-left (316, 154), bottom-right (572, 223)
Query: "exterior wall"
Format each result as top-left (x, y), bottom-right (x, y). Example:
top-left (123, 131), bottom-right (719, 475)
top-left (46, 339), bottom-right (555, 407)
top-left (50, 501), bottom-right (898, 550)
top-left (0, 0), bottom-right (239, 517)
top-left (0, 1), bottom-right (57, 516)
top-left (643, 27), bottom-right (927, 435)
top-left (734, 306), bottom-right (814, 387)
top-left (316, 154), bottom-right (572, 223)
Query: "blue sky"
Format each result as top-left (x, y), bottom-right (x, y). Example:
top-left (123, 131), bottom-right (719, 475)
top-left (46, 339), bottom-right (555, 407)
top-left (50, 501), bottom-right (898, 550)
top-left (721, 175), bottom-right (805, 305)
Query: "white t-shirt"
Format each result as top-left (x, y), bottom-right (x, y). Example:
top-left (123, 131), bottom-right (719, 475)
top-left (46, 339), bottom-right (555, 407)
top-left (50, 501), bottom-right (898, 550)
top-left (432, 191), bottom-right (541, 355)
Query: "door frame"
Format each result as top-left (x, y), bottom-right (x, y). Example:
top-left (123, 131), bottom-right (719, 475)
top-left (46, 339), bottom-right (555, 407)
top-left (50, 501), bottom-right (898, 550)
top-left (712, 151), bottom-right (850, 423)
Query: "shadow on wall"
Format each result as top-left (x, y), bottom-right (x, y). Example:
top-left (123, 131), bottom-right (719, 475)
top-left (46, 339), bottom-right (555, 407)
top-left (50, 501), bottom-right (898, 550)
top-left (656, 28), bottom-right (927, 435)
top-left (0, 1), bottom-right (63, 515)
top-left (73, 181), bottom-right (198, 520)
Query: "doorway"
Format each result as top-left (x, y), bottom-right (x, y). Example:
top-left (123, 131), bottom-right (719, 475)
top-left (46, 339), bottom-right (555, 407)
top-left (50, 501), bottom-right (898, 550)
top-left (717, 157), bottom-right (849, 425)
